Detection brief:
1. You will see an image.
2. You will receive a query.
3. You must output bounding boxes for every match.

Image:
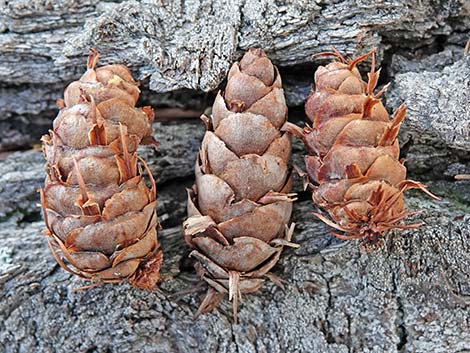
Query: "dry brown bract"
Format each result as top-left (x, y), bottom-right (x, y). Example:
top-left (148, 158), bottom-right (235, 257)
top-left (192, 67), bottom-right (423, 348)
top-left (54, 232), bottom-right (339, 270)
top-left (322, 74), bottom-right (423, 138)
top-left (40, 49), bottom-right (162, 289)
top-left (285, 49), bottom-right (438, 249)
top-left (183, 49), bottom-right (296, 322)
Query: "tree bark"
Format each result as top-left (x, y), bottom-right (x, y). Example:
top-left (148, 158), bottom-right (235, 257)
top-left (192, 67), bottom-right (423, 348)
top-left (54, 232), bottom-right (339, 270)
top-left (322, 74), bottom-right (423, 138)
top-left (0, 1), bottom-right (469, 352)
top-left (1, 0), bottom-right (469, 150)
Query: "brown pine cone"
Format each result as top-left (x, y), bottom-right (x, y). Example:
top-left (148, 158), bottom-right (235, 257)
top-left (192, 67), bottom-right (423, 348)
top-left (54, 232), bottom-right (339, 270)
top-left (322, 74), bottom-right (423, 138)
top-left (183, 49), bottom-right (296, 322)
top-left (40, 49), bottom-right (162, 289)
top-left (285, 49), bottom-right (438, 249)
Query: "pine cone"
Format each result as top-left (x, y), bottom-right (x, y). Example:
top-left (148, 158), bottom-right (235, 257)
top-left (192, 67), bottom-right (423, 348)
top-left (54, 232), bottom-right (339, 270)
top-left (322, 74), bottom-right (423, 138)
top-left (285, 49), bottom-right (438, 249)
top-left (40, 49), bottom-right (162, 289)
top-left (183, 49), bottom-right (296, 322)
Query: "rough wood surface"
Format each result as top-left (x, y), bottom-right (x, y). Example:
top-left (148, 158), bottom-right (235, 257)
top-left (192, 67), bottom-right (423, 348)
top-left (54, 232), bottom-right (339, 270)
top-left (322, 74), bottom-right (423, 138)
top-left (1, 0), bottom-right (469, 150)
top-left (1, 1), bottom-right (470, 352)
top-left (1, 197), bottom-right (469, 353)
top-left (388, 55), bottom-right (470, 152)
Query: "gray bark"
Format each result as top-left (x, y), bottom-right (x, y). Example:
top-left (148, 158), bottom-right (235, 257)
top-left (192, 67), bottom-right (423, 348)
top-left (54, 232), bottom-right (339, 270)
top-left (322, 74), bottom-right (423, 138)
top-left (1, 1), bottom-right (470, 352)
top-left (386, 55), bottom-right (470, 186)
top-left (1, 195), bottom-right (469, 353)
top-left (1, 0), bottom-right (469, 150)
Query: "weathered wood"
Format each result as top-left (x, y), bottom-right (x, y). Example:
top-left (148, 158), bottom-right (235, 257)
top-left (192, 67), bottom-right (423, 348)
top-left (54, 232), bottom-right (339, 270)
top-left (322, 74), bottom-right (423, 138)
top-left (1, 196), bottom-right (469, 353)
top-left (385, 54), bottom-right (470, 188)
top-left (1, 0), bottom-right (469, 150)
top-left (388, 55), bottom-right (470, 152)
top-left (1, 1), bottom-right (470, 352)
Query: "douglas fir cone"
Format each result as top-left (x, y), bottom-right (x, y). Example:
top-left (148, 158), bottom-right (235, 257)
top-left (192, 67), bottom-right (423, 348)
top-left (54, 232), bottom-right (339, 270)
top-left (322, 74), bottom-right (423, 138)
top-left (183, 49), bottom-right (297, 322)
top-left (286, 49), bottom-right (438, 249)
top-left (40, 49), bottom-right (162, 289)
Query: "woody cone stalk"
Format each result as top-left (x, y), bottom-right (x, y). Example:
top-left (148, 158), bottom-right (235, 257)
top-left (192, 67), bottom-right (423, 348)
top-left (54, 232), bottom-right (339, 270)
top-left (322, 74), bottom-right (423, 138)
top-left (285, 49), bottom-right (438, 249)
top-left (40, 49), bottom-right (162, 289)
top-left (183, 49), bottom-right (296, 322)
